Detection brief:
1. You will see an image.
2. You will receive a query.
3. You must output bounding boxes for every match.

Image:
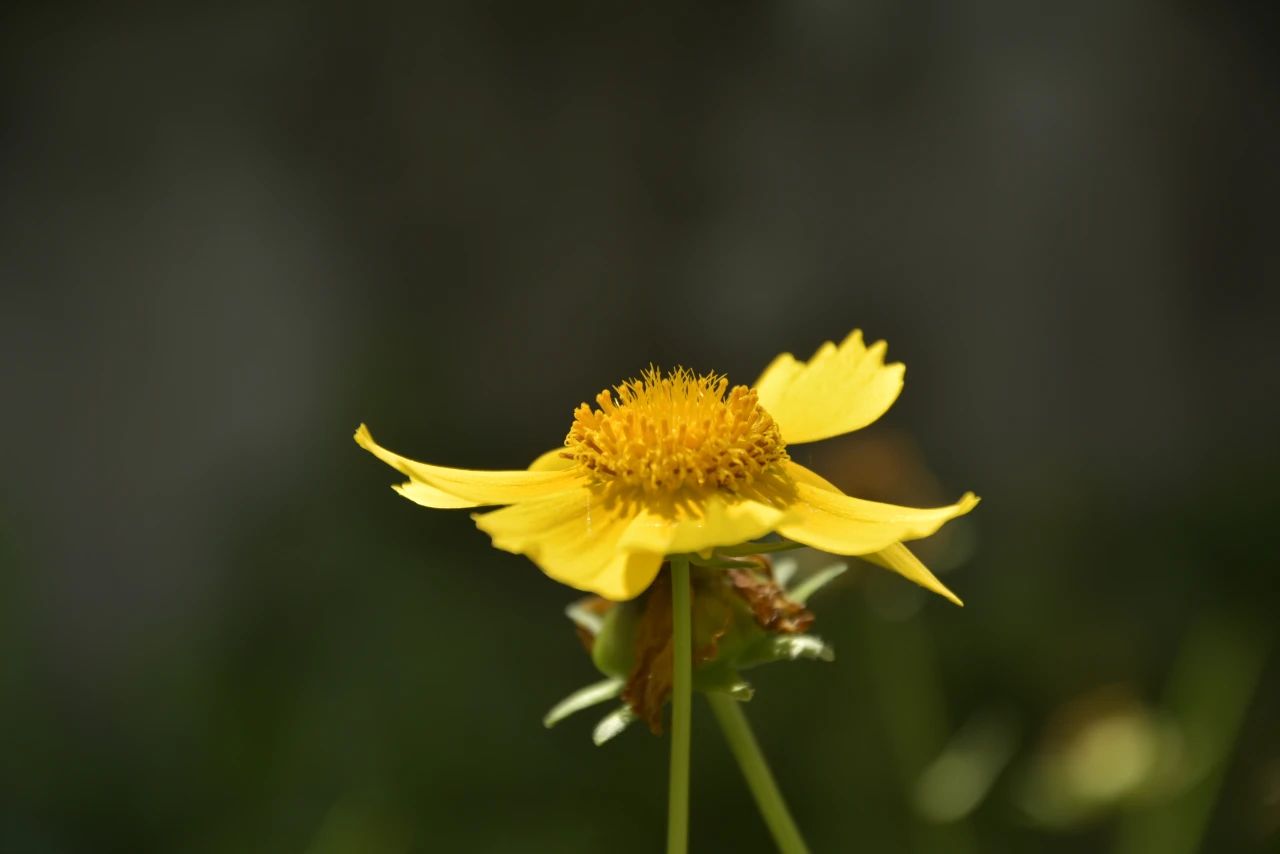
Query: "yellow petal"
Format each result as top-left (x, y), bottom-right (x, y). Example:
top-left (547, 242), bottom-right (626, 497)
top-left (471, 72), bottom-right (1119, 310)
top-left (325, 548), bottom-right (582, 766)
top-left (861, 543), bottom-right (963, 606)
top-left (753, 329), bottom-right (905, 444)
top-left (527, 447), bottom-right (575, 472)
top-left (391, 481), bottom-right (482, 509)
top-left (776, 462), bottom-right (978, 554)
top-left (355, 424), bottom-right (582, 506)
top-left (590, 551), bottom-right (667, 602)
top-left (472, 488), bottom-right (663, 600)
top-left (618, 493), bottom-right (787, 556)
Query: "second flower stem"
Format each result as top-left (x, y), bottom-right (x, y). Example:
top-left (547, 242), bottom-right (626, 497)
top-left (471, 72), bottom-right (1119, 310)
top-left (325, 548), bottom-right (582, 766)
top-left (667, 556), bottom-right (692, 854)
top-left (707, 692), bottom-right (811, 854)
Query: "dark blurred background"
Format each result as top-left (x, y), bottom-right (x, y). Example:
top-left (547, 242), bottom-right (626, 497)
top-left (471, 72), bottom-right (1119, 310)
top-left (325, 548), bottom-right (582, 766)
top-left (3, 2), bottom-right (1279, 852)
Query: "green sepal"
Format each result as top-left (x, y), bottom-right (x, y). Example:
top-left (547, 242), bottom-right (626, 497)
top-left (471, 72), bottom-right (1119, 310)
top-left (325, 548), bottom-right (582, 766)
top-left (735, 632), bottom-right (835, 670)
top-left (686, 554), bottom-right (760, 570)
top-left (591, 599), bottom-right (640, 679)
top-left (543, 678), bottom-right (624, 729)
top-left (691, 657), bottom-right (747, 694)
top-left (565, 600), bottom-right (606, 636)
top-left (562, 552), bottom-right (839, 743)
top-left (772, 556), bottom-right (799, 588)
top-left (699, 668), bottom-right (755, 701)
top-left (592, 705), bottom-right (636, 746)
top-left (715, 539), bottom-right (805, 557)
top-left (787, 561), bottom-right (848, 604)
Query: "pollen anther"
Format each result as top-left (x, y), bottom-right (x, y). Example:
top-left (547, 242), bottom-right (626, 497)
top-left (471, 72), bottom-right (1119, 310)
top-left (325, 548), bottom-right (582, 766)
top-left (564, 367), bottom-right (788, 497)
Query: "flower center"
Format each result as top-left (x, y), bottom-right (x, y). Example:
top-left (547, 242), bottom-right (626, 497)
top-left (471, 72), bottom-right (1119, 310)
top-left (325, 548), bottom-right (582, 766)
top-left (564, 367), bottom-right (788, 497)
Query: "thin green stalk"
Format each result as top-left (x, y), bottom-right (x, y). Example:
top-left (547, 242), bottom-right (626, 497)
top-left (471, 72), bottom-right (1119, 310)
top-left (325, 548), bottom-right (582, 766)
top-left (1114, 615), bottom-right (1270, 854)
top-left (707, 693), bottom-right (810, 854)
top-left (667, 556), bottom-right (692, 854)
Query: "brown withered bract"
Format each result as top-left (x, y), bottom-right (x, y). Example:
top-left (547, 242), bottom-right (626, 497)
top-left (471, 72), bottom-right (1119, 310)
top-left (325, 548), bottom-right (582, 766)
top-left (621, 574), bottom-right (675, 735)
top-left (726, 561), bottom-right (814, 634)
top-left (614, 559), bottom-right (816, 734)
top-left (621, 572), bottom-right (732, 735)
top-left (572, 559), bottom-right (818, 735)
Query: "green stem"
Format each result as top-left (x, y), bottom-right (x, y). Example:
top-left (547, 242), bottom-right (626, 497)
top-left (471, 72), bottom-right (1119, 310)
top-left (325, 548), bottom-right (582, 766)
top-left (667, 556), bottom-right (693, 854)
top-left (707, 693), bottom-right (810, 854)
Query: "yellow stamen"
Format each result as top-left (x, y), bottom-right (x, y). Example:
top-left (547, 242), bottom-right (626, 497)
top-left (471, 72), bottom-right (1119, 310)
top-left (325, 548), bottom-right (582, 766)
top-left (565, 367), bottom-right (789, 498)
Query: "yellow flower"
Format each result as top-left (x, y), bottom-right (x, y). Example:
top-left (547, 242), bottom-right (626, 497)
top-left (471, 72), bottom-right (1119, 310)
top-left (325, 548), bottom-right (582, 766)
top-left (355, 330), bottom-right (978, 604)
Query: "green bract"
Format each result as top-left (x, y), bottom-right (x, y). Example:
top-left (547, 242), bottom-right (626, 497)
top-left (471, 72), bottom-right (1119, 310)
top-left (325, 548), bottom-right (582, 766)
top-left (547, 553), bottom-right (846, 744)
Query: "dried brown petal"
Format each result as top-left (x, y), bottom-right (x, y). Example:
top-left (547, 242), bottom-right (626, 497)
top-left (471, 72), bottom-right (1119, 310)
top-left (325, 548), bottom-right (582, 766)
top-left (620, 571), bottom-right (729, 735)
top-left (622, 573), bottom-right (674, 734)
top-left (727, 566), bottom-right (814, 634)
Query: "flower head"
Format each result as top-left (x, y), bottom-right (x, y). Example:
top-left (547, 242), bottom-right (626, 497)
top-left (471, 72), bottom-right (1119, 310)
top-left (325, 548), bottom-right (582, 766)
top-left (356, 330), bottom-right (977, 603)
top-left (565, 367), bottom-right (787, 499)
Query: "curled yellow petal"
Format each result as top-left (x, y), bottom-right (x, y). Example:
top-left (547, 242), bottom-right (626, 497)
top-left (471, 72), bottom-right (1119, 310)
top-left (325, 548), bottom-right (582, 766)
top-left (392, 481), bottom-right (483, 509)
top-left (472, 488), bottom-right (663, 600)
top-left (753, 329), bottom-right (905, 445)
top-left (862, 543), bottom-right (963, 607)
top-left (776, 462), bottom-right (978, 556)
top-left (355, 424), bottom-right (583, 507)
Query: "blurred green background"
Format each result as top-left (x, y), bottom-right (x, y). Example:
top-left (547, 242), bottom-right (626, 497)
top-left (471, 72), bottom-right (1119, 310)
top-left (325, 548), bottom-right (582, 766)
top-left (2, 2), bottom-right (1278, 852)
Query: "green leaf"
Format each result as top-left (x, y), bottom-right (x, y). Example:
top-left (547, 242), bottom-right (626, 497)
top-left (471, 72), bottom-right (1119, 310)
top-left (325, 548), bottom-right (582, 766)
top-left (787, 561), bottom-right (848, 605)
top-left (592, 705), bottom-right (637, 746)
top-left (543, 678), bottom-right (624, 729)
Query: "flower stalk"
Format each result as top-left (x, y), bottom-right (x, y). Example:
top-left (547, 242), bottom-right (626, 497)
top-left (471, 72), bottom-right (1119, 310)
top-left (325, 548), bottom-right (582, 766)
top-left (707, 692), bottom-right (810, 854)
top-left (667, 556), bottom-right (692, 854)
top-left (357, 329), bottom-right (978, 851)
